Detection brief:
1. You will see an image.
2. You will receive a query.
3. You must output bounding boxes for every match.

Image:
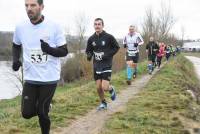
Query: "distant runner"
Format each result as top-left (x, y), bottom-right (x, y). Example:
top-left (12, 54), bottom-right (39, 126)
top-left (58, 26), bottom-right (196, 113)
top-left (165, 45), bottom-right (171, 61)
top-left (156, 43), bottom-right (165, 68)
top-left (146, 36), bottom-right (159, 74)
top-left (123, 25), bottom-right (144, 85)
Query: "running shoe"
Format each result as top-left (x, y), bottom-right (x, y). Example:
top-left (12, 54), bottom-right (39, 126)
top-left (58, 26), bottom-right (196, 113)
top-left (97, 101), bottom-right (107, 110)
top-left (109, 86), bottom-right (116, 101)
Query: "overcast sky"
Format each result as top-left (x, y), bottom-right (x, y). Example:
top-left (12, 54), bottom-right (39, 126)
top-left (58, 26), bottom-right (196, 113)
top-left (0, 0), bottom-right (199, 39)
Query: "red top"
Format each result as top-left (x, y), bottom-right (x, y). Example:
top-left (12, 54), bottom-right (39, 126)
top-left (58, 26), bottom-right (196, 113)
top-left (157, 44), bottom-right (165, 57)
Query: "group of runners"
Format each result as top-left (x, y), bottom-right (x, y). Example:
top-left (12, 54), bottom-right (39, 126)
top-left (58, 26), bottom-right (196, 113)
top-left (146, 39), bottom-right (180, 74)
top-left (11, 0), bottom-right (178, 133)
top-left (123, 26), bottom-right (178, 85)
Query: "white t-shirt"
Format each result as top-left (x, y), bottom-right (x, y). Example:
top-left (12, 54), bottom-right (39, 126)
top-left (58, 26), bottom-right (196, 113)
top-left (13, 18), bottom-right (66, 82)
top-left (123, 32), bottom-right (144, 52)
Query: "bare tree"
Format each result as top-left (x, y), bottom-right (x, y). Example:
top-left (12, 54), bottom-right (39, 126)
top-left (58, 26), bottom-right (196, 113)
top-left (142, 1), bottom-right (176, 43)
top-left (74, 12), bottom-right (89, 79)
top-left (142, 7), bottom-right (153, 41)
top-left (142, 7), bottom-right (159, 42)
top-left (158, 1), bottom-right (176, 41)
top-left (74, 12), bottom-right (89, 53)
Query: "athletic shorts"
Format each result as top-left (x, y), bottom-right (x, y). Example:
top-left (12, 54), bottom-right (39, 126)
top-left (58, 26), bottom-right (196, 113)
top-left (166, 53), bottom-right (170, 58)
top-left (94, 72), bottom-right (112, 81)
top-left (148, 55), bottom-right (156, 62)
top-left (126, 52), bottom-right (139, 63)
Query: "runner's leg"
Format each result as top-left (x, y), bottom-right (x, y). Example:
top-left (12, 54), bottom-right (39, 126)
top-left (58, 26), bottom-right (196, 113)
top-left (96, 79), bottom-right (105, 102)
top-left (157, 56), bottom-right (161, 68)
top-left (133, 63), bottom-right (137, 76)
top-left (133, 53), bottom-right (139, 77)
top-left (38, 84), bottom-right (57, 134)
top-left (21, 82), bottom-right (39, 119)
top-left (102, 74), bottom-right (116, 101)
top-left (126, 60), bottom-right (133, 81)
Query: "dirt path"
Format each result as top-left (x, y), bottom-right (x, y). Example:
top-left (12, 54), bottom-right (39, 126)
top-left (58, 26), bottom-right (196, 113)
top-left (52, 65), bottom-right (165, 134)
top-left (184, 56), bottom-right (200, 134)
top-left (185, 56), bottom-right (200, 80)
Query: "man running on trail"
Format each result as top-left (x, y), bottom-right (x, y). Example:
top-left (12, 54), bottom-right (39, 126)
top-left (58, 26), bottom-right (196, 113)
top-left (146, 36), bottom-right (159, 74)
top-left (123, 25), bottom-right (144, 85)
top-left (12, 0), bottom-right (68, 133)
top-left (86, 18), bottom-right (119, 110)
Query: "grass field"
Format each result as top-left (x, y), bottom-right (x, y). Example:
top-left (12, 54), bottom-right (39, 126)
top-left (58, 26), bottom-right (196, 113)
top-left (102, 54), bottom-right (200, 134)
top-left (1, 54), bottom-right (198, 134)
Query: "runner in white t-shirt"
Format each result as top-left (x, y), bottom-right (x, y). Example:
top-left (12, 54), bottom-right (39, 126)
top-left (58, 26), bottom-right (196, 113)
top-left (12, 0), bottom-right (68, 133)
top-left (123, 25), bottom-right (144, 85)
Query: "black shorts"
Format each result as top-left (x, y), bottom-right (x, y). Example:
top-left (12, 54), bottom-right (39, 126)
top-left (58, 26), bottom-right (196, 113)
top-left (166, 53), bottom-right (170, 58)
top-left (126, 52), bottom-right (139, 63)
top-left (148, 55), bottom-right (156, 62)
top-left (94, 72), bottom-right (112, 81)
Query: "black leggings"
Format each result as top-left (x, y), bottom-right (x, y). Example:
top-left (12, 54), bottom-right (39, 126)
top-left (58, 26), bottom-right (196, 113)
top-left (157, 56), bottom-right (162, 67)
top-left (166, 53), bottom-right (170, 61)
top-left (21, 82), bottom-right (57, 134)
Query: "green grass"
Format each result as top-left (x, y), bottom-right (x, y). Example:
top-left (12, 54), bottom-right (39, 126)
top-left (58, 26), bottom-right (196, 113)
top-left (102, 54), bottom-right (200, 134)
top-left (183, 52), bottom-right (200, 58)
top-left (0, 60), bottom-right (149, 133)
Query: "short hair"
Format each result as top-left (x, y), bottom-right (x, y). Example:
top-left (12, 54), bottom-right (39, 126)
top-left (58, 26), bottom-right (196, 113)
top-left (94, 18), bottom-right (104, 26)
top-left (37, 0), bottom-right (43, 5)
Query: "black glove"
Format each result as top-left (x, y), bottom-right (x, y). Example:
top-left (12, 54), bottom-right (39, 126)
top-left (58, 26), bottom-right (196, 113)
top-left (87, 53), bottom-right (93, 61)
top-left (124, 44), bottom-right (127, 48)
top-left (40, 39), bottom-right (50, 53)
top-left (40, 39), bottom-right (68, 57)
top-left (12, 61), bottom-right (22, 71)
top-left (134, 43), bottom-right (138, 47)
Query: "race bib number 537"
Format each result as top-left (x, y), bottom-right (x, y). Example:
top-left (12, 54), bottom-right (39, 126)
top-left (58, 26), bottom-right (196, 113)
top-left (30, 50), bottom-right (48, 64)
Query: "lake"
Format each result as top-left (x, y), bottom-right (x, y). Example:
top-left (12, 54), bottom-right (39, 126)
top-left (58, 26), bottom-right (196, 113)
top-left (0, 61), bottom-right (22, 100)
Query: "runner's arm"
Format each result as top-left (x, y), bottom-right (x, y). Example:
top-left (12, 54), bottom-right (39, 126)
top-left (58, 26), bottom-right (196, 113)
top-left (40, 40), bottom-right (68, 57)
top-left (123, 36), bottom-right (127, 48)
top-left (12, 43), bottom-right (22, 71)
top-left (85, 38), bottom-right (93, 61)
